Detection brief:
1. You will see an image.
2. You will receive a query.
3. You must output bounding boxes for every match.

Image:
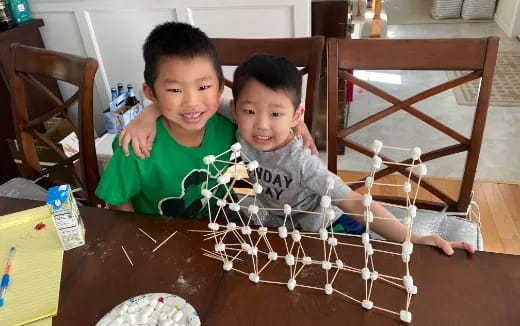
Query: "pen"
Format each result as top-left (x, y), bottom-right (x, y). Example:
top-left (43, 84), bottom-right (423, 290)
top-left (0, 247), bottom-right (16, 307)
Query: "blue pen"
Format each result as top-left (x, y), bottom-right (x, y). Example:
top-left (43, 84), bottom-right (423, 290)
top-left (0, 247), bottom-right (16, 307)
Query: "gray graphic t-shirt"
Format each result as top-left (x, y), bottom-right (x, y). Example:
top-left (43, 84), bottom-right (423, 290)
top-left (238, 133), bottom-right (351, 232)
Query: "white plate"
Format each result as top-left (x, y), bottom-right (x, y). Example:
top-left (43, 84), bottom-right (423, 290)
top-left (96, 293), bottom-right (201, 326)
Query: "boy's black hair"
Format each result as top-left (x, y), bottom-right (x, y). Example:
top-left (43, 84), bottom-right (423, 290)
top-left (143, 21), bottom-right (223, 94)
top-left (232, 54), bottom-right (302, 109)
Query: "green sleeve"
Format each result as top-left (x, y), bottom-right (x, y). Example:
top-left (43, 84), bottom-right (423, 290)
top-left (95, 136), bottom-right (141, 206)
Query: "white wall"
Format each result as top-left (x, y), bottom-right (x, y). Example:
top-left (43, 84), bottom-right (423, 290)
top-left (29, 0), bottom-right (311, 134)
top-left (494, 0), bottom-right (520, 37)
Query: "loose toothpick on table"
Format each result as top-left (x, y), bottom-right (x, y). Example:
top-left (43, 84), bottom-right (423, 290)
top-left (138, 227), bottom-right (157, 243)
top-left (121, 245), bottom-right (133, 267)
top-left (152, 231), bottom-right (177, 253)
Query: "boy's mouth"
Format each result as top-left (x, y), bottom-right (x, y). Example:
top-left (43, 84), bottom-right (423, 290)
top-left (253, 135), bottom-right (272, 144)
top-left (180, 111), bottom-right (204, 122)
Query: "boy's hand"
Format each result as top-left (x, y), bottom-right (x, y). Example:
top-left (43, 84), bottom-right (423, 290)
top-left (119, 104), bottom-right (159, 158)
top-left (293, 121), bottom-right (318, 156)
top-left (416, 235), bottom-right (476, 256)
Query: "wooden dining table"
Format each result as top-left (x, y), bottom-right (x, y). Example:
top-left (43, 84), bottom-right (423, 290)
top-left (1, 196), bottom-right (519, 325)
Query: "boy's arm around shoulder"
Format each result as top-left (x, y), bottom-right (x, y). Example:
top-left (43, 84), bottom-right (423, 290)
top-left (120, 103), bottom-right (161, 158)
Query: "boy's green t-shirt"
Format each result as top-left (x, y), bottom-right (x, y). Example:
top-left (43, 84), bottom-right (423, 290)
top-left (96, 114), bottom-right (236, 218)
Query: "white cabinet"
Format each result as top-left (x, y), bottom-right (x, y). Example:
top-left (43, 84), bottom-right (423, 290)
top-left (30, 0), bottom-right (311, 134)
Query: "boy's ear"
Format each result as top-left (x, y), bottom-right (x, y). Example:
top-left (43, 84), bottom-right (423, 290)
top-left (291, 106), bottom-right (305, 128)
top-left (142, 83), bottom-right (156, 102)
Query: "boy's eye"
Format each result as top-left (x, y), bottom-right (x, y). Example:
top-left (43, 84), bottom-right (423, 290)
top-left (243, 109), bottom-right (255, 114)
top-left (167, 88), bottom-right (182, 93)
top-left (199, 85), bottom-right (211, 90)
top-left (272, 112), bottom-right (282, 117)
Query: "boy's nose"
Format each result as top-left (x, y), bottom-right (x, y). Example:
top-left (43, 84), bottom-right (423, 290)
top-left (182, 89), bottom-right (199, 107)
top-left (254, 115), bottom-right (269, 129)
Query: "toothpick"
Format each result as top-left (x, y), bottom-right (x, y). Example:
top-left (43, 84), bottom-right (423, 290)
top-left (138, 227), bottom-right (157, 243)
top-left (121, 245), bottom-right (133, 267)
top-left (152, 231), bottom-right (177, 253)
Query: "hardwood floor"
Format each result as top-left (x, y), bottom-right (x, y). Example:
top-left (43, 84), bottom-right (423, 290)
top-left (338, 171), bottom-right (520, 255)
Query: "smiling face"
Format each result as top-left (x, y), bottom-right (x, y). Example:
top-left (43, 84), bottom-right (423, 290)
top-left (143, 55), bottom-right (222, 146)
top-left (232, 79), bottom-right (303, 152)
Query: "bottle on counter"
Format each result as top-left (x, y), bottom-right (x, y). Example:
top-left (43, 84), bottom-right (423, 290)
top-left (117, 83), bottom-right (124, 96)
top-left (125, 84), bottom-right (139, 107)
top-left (0, 0), bottom-right (16, 31)
top-left (111, 87), bottom-right (118, 100)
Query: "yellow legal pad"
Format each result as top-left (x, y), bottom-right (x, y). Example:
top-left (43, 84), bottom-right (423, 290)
top-left (0, 205), bottom-right (64, 325)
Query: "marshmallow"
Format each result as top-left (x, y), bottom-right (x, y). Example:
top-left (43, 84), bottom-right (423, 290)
top-left (247, 160), bottom-right (259, 171)
top-left (203, 155), bottom-right (215, 165)
top-left (400, 310), bottom-right (412, 323)
top-left (241, 243), bottom-right (251, 251)
top-left (362, 194), bottom-right (372, 207)
top-left (241, 226), bottom-right (252, 235)
top-left (201, 189), bottom-right (212, 199)
top-left (226, 222), bottom-right (237, 231)
top-left (325, 209), bottom-right (335, 221)
top-left (372, 140), bottom-right (383, 154)
top-left (326, 177), bottom-right (335, 190)
top-left (322, 261), bottom-right (332, 270)
top-left (362, 299), bottom-right (374, 310)
top-left (232, 172), bottom-right (243, 181)
top-left (403, 275), bottom-right (414, 291)
top-left (285, 254), bottom-right (295, 266)
top-left (320, 195), bottom-right (331, 208)
top-left (291, 230), bottom-right (301, 242)
top-left (373, 156), bottom-right (383, 169)
top-left (248, 204), bottom-right (259, 215)
top-left (278, 226), bottom-right (288, 238)
top-left (418, 164), bottom-right (427, 176)
top-left (364, 210), bottom-right (374, 223)
top-left (287, 278), bottom-right (296, 291)
top-left (402, 241), bottom-right (414, 256)
top-left (403, 181), bottom-right (412, 193)
top-left (324, 284), bottom-right (333, 295)
top-left (411, 285), bottom-right (418, 295)
top-left (319, 228), bottom-right (328, 241)
top-left (361, 267), bottom-right (371, 280)
top-left (138, 314), bottom-right (149, 324)
top-left (409, 205), bottom-right (417, 218)
top-left (208, 222), bottom-right (219, 231)
top-left (258, 226), bottom-right (268, 236)
top-left (217, 175), bottom-right (230, 184)
top-left (302, 256), bottom-right (312, 265)
top-left (216, 199), bottom-right (227, 207)
top-left (335, 259), bottom-right (344, 269)
top-left (253, 183), bottom-right (263, 194)
top-left (173, 310), bottom-right (183, 322)
top-left (402, 253), bottom-right (411, 263)
top-left (247, 246), bottom-right (258, 256)
top-left (287, 279), bottom-right (297, 291)
top-left (268, 251), bottom-right (278, 261)
top-left (410, 147), bottom-right (421, 160)
top-left (371, 271), bottom-right (379, 281)
top-left (284, 204), bottom-right (292, 215)
top-left (215, 242), bottom-right (225, 252)
top-left (228, 203), bottom-right (240, 212)
top-left (223, 261), bottom-right (233, 271)
top-left (361, 232), bottom-right (370, 245)
top-left (327, 237), bottom-right (338, 247)
top-left (365, 243), bottom-right (374, 256)
top-left (231, 142), bottom-right (242, 152)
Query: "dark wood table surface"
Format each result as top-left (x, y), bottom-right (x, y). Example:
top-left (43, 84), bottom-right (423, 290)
top-left (1, 197), bottom-right (519, 325)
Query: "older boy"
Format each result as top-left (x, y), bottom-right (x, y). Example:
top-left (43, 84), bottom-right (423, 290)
top-left (95, 22), bottom-right (236, 218)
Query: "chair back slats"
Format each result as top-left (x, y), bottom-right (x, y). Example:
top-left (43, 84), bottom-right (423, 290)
top-left (336, 38), bottom-right (488, 70)
top-left (327, 37), bottom-right (499, 212)
top-left (9, 43), bottom-right (101, 206)
top-left (211, 36), bottom-right (324, 131)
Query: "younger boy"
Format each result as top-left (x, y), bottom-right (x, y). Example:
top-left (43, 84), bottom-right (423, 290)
top-left (95, 22), bottom-right (236, 218)
top-left (124, 54), bottom-right (474, 255)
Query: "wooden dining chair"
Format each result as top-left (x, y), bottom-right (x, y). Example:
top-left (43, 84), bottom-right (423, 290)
top-left (9, 43), bottom-right (102, 207)
top-left (211, 36), bottom-right (325, 138)
top-left (327, 37), bottom-right (499, 212)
